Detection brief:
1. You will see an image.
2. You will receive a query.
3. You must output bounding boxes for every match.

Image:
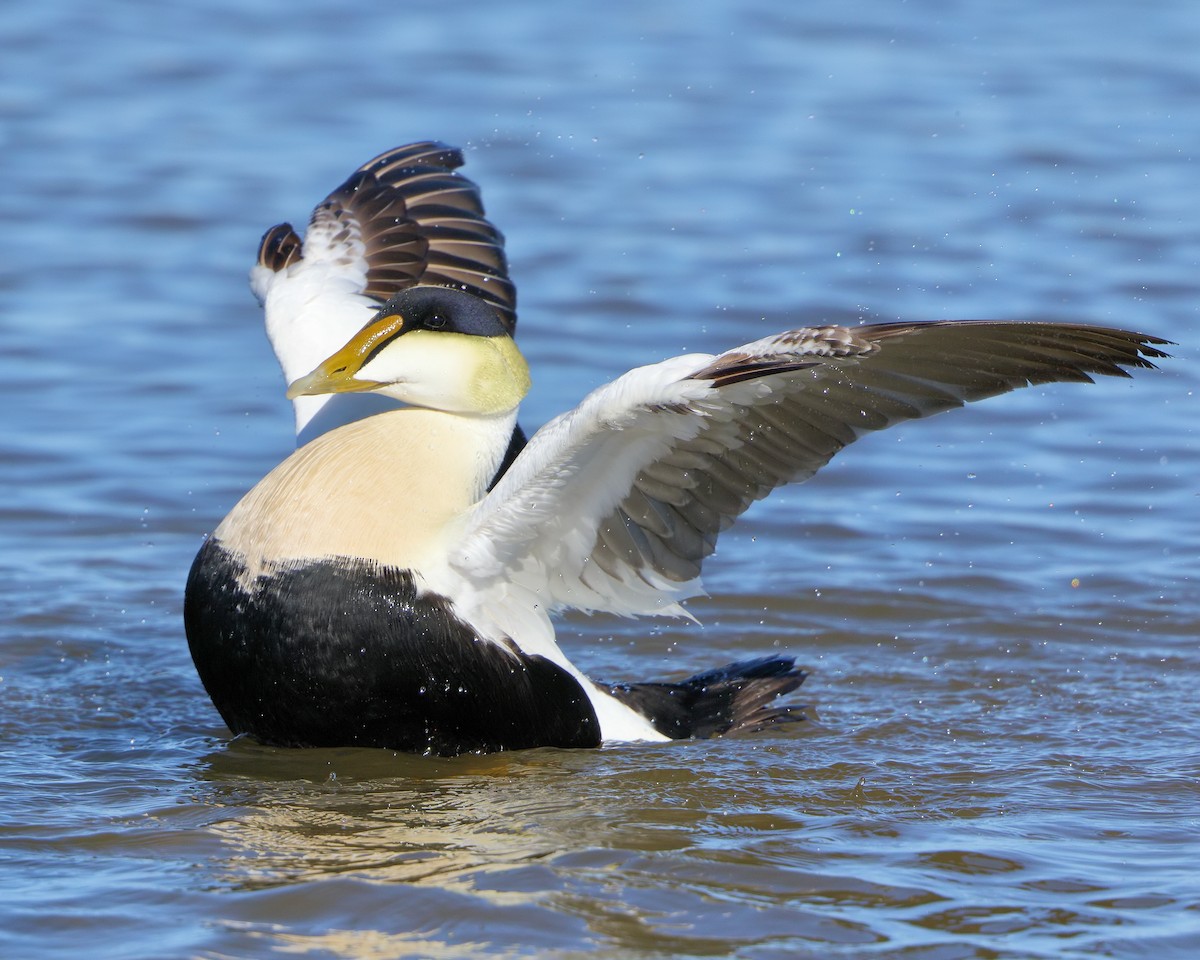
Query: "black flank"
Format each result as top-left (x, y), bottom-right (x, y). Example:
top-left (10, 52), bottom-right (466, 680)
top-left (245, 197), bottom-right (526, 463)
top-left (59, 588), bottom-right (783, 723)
top-left (184, 540), bottom-right (600, 755)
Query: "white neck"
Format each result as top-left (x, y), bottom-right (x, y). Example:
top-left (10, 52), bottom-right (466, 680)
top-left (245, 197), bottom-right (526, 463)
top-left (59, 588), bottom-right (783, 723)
top-left (292, 393), bottom-right (401, 446)
top-left (215, 407), bottom-right (518, 581)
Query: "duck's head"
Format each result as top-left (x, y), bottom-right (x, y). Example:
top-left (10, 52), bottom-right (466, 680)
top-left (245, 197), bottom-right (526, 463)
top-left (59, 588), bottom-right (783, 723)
top-left (286, 286), bottom-right (530, 416)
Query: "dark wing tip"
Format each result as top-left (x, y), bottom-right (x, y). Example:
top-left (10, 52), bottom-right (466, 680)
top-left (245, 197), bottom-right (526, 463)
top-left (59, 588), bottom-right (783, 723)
top-left (355, 141), bottom-right (465, 180)
top-left (257, 222), bottom-right (302, 272)
top-left (606, 655), bottom-right (807, 740)
top-left (316, 142), bottom-right (517, 332)
top-left (864, 319), bottom-right (1172, 372)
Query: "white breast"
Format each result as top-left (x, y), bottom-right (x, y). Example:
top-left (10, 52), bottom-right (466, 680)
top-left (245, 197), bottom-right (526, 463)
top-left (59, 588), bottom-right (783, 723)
top-left (214, 407), bottom-right (517, 587)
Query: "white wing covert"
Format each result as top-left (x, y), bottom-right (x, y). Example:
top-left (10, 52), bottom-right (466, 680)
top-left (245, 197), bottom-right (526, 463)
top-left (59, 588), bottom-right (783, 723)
top-left (451, 321), bottom-right (1167, 620)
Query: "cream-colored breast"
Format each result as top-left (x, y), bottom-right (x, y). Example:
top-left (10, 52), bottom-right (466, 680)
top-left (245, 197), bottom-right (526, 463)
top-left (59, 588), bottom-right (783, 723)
top-left (214, 407), bottom-right (512, 579)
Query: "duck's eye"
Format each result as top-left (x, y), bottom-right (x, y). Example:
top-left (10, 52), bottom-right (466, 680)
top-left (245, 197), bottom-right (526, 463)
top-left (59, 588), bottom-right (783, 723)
top-left (426, 314), bottom-right (447, 329)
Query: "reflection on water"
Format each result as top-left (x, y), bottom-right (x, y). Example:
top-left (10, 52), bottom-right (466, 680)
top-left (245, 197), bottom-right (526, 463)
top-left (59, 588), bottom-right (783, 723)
top-left (200, 745), bottom-right (601, 890)
top-left (187, 710), bottom-right (1200, 958)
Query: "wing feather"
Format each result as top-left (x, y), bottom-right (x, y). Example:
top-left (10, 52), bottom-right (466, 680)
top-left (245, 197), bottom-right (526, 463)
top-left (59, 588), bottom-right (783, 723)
top-left (251, 142), bottom-right (516, 441)
top-left (451, 321), bottom-right (1167, 619)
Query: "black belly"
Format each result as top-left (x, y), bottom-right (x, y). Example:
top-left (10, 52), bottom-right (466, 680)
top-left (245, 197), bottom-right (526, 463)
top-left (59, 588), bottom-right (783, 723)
top-left (183, 539), bottom-right (601, 755)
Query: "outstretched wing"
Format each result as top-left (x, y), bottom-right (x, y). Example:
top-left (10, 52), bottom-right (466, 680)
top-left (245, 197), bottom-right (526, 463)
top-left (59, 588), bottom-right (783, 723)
top-left (451, 321), bottom-right (1167, 619)
top-left (251, 142), bottom-right (515, 439)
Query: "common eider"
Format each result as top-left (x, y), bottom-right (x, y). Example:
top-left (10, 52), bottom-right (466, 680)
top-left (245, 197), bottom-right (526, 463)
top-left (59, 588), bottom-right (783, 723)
top-left (185, 282), bottom-right (1167, 755)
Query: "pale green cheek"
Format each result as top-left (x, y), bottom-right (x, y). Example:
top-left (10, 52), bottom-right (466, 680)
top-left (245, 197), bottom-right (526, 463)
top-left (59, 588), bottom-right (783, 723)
top-left (476, 337), bottom-right (531, 413)
top-left (505, 339), bottom-right (533, 394)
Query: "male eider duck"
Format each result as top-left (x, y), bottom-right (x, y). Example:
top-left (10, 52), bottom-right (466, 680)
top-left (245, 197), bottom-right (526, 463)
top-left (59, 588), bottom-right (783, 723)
top-left (185, 283), bottom-right (1168, 756)
top-left (250, 141), bottom-right (519, 447)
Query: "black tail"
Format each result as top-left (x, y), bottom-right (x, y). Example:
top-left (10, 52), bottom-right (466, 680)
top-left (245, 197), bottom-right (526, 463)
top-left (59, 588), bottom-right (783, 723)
top-left (603, 656), bottom-right (806, 740)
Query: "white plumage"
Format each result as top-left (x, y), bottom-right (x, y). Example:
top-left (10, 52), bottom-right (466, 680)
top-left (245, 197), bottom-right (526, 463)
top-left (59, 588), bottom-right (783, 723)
top-left (249, 142), bottom-right (516, 444)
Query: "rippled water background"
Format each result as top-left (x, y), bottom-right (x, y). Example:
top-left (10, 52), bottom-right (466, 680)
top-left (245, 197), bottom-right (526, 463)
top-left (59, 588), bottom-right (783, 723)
top-left (2, 2), bottom-right (1198, 957)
